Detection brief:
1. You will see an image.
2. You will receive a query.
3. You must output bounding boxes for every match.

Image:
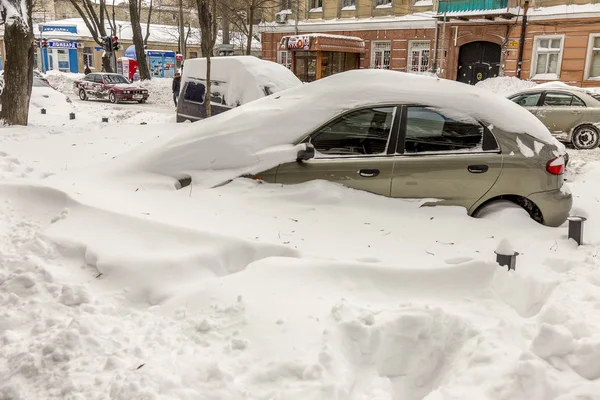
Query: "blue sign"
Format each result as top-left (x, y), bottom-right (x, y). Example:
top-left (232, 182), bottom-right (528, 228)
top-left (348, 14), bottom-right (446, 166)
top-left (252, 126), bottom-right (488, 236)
top-left (42, 25), bottom-right (78, 34)
top-left (147, 50), bottom-right (176, 57)
top-left (48, 41), bottom-right (78, 49)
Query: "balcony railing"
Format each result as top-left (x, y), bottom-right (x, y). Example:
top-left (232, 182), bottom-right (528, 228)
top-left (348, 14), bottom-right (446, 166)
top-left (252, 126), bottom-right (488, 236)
top-left (437, 0), bottom-right (509, 13)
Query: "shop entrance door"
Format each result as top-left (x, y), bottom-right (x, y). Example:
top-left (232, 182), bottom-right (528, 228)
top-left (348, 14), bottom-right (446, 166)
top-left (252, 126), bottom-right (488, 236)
top-left (457, 41), bottom-right (501, 85)
top-left (294, 52), bottom-right (317, 82)
top-left (49, 48), bottom-right (70, 72)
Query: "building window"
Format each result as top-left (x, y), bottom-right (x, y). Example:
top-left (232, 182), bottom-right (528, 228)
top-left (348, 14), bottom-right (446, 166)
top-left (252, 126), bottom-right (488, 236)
top-left (342, 0), bottom-right (356, 8)
top-left (408, 41), bottom-right (430, 73)
top-left (377, 0), bottom-right (392, 6)
top-left (189, 51), bottom-right (198, 58)
top-left (281, 0), bottom-right (292, 10)
top-left (83, 47), bottom-right (94, 68)
top-left (586, 35), bottom-right (600, 80)
top-left (371, 41), bottom-right (391, 69)
top-left (532, 36), bottom-right (564, 80)
top-left (311, 0), bottom-right (323, 9)
top-left (278, 50), bottom-right (291, 69)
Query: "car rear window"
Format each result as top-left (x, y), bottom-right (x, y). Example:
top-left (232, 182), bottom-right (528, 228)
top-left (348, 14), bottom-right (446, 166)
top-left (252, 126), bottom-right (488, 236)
top-left (183, 81), bottom-right (206, 104)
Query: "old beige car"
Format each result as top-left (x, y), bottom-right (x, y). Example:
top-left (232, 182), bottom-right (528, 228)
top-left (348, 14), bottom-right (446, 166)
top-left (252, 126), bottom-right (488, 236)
top-left (508, 87), bottom-right (600, 149)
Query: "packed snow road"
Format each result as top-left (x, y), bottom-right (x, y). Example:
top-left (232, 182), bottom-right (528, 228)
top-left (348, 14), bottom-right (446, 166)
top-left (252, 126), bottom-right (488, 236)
top-left (2, 75), bottom-right (600, 399)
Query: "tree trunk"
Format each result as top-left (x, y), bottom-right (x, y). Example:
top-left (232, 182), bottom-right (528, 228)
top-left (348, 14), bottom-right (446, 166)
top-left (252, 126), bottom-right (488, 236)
top-left (144, 0), bottom-right (153, 45)
top-left (0, 16), bottom-right (34, 125)
top-left (246, 5), bottom-right (254, 56)
top-left (197, 0), bottom-right (216, 117)
top-left (129, 0), bottom-right (151, 80)
top-left (102, 53), bottom-right (112, 72)
top-left (179, 0), bottom-right (186, 57)
top-left (222, 0), bottom-right (229, 45)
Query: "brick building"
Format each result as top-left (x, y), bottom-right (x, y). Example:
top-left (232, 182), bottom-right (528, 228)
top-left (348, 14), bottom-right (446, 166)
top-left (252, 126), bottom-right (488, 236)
top-left (259, 0), bottom-right (600, 87)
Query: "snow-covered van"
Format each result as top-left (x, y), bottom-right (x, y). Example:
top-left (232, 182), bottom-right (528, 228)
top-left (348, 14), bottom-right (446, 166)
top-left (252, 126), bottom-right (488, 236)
top-left (176, 56), bottom-right (302, 122)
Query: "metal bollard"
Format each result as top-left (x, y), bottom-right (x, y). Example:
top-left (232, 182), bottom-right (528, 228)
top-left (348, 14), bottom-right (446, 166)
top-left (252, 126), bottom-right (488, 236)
top-left (102, 117), bottom-right (109, 123)
top-left (568, 216), bottom-right (587, 246)
top-left (495, 251), bottom-right (519, 271)
top-left (41, 108), bottom-right (46, 114)
top-left (69, 112), bottom-right (75, 120)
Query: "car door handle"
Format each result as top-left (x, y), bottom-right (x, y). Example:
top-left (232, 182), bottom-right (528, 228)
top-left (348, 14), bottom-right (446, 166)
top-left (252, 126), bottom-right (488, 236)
top-left (468, 165), bottom-right (489, 173)
top-left (359, 168), bottom-right (380, 178)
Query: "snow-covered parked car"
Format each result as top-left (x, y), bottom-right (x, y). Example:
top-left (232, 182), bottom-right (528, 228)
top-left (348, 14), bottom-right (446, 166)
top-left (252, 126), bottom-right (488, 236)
top-left (176, 56), bottom-right (302, 122)
top-left (161, 69), bottom-right (572, 227)
top-left (73, 73), bottom-right (149, 104)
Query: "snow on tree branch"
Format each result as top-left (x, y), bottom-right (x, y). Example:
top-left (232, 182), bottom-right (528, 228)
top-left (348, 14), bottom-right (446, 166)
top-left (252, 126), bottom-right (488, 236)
top-left (0, 0), bottom-right (30, 30)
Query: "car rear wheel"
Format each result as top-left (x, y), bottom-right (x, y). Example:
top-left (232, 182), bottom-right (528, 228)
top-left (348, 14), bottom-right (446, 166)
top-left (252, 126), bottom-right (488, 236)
top-left (138, 99), bottom-right (146, 104)
top-left (79, 89), bottom-right (87, 101)
top-left (572, 125), bottom-right (600, 150)
top-left (109, 91), bottom-right (118, 104)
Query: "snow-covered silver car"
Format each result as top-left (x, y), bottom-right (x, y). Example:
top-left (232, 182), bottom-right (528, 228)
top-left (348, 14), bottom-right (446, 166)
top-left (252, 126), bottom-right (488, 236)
top-left (509, 87), bottom-right (600, 149)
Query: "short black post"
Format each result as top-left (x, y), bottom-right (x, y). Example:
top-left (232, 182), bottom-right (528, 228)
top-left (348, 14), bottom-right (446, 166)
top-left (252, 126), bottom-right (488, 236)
top-left (140, 122), bottom-right (147, 125)
top-left (495, 251), bottom-right (519, 271)
top-left (69, 112), bottom-right (75, 120)
top-left (102, 117), bottom-right (109, 123)
top-left (568, 216), bottom-right (587, 246)
top-left (41, 108), bottom-right (46, 114)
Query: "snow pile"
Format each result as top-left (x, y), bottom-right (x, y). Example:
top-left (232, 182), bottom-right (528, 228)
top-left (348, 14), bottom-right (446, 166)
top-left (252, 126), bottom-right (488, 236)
top-left (44, 70), bottom-right (83, 96)
top-left (3, 67), bottom-right (600, 399)
top-left (475, 76), bottom-right (537, 96)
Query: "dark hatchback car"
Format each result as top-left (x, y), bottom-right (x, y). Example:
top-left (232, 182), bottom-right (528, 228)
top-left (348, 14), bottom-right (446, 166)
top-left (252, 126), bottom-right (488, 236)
top-left (73, 73), bottom-right (149, 104)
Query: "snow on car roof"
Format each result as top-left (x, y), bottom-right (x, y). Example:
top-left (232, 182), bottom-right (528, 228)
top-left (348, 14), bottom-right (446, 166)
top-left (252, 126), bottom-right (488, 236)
top-left (181, 56), bottom-right (302, 107)
top-left (122, 69), bottom-right (561, 183)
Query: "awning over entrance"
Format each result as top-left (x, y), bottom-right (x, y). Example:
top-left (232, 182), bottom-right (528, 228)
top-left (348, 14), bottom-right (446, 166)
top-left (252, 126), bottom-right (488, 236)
top-left (279, 34), bottom-right (366, 54)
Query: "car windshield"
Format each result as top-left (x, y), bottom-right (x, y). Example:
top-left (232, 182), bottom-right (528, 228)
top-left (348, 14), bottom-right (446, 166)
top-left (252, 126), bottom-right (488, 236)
top-left (104, 75), bottom-right (130, 84)
top-left (32, 77), bottom-right (50, 87)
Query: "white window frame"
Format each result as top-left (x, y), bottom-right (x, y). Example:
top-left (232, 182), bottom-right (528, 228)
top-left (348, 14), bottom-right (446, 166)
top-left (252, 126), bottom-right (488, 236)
top-left (407, 40), bottom-right (431, 73)
top-left (530, 35), bottom-right (564, 81)
top-left (584, 33), bottom-right (600, 80)
top-left (278, 50), bottom-right (291, 69)
top-left (371, 41), bottom-right (391, 69)
top-left (83, 47), bottom-right (94, 69)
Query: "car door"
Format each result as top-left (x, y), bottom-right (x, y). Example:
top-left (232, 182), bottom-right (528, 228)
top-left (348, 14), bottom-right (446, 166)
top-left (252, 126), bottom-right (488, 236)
top-left (93, 74), bottom-right (105, 97)
top-left (537, 91), bottom-right (586, 139)
top-left (81, 74), bottom-right (94, 93)
top-left (390, 106), bottom-right (503, 211)
top-left (274, 106), bottom-right (400, 197)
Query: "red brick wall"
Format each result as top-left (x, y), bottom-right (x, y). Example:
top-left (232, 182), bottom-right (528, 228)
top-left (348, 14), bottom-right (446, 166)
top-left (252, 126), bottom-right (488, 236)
top-left (261, 17), bottom-right (600, 87)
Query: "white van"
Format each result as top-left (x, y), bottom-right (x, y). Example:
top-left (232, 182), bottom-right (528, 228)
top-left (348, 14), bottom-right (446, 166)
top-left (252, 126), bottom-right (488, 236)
top-left (176, 56), bottom-right (302, 122)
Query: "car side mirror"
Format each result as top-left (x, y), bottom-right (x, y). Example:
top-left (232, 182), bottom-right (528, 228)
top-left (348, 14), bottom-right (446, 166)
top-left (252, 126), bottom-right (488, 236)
top-left (297, 143), bottom-right (315, 162)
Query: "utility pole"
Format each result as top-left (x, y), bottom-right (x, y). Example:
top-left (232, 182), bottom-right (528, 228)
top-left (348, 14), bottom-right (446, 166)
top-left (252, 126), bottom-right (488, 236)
top-left (222, 0), bottom-right (230, 45)
top-left (516, 0), bottom-right (529, 79)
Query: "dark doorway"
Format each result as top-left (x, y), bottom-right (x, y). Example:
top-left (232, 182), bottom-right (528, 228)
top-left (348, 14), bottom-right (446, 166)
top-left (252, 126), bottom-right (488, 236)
top-left (457, 41), bottom-right (501, 85)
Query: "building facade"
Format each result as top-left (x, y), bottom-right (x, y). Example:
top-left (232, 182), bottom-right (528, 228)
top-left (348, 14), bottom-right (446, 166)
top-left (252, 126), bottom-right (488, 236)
top-left (260, 0), bottom-right (600, 87)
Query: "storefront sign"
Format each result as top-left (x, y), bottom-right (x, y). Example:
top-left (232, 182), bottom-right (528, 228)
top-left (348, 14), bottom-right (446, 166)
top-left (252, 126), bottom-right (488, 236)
top-left (48, 40), bottom-right (78, 49)
top-left (508, 40), bottom-right (519, 48)
top-left (287, 36), bottom-right (311, 51)
top-left (41, 25), bottom-right (78, 34)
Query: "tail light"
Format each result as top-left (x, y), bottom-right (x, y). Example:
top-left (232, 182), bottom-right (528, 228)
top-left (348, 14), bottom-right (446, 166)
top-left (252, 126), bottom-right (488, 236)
top-left (546, 156), bottom-right (565, 175)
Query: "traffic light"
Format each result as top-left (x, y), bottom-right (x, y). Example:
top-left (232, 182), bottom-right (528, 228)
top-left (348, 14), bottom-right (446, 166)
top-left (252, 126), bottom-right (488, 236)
top-left (105, 36), bottom-right (113, 52)
top-left (112, 36), bottom-right (120, 51)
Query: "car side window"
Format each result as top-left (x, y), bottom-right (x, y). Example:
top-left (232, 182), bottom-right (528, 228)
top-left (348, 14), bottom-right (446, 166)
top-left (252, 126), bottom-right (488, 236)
top-left (543, 92), bottom-right (583, 107)
top-left (93, 75), bottom-right (104, 84)
top-left (510, 92), bottom-right (542, 107)
top-left (404, 107), bottom-right (489, 153)
top-left (309, 107), bottom-right (396, 156)
top-left (84, 74), bottom-right (94, 82)
top-left (183, 81), bottom-right (206, 104)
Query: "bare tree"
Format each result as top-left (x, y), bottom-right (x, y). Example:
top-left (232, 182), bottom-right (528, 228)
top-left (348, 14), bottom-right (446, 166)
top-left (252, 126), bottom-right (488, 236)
top-left (67, 0), bottom-right (114, 71)
top-left (129, 0), bottom-right (151, 80)
top-left (225, 0), bottom-right (273, 55)
top-left (0, 0), bottom-right (35, 125)
top-left (196, 0), bottom-right (217, 117)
